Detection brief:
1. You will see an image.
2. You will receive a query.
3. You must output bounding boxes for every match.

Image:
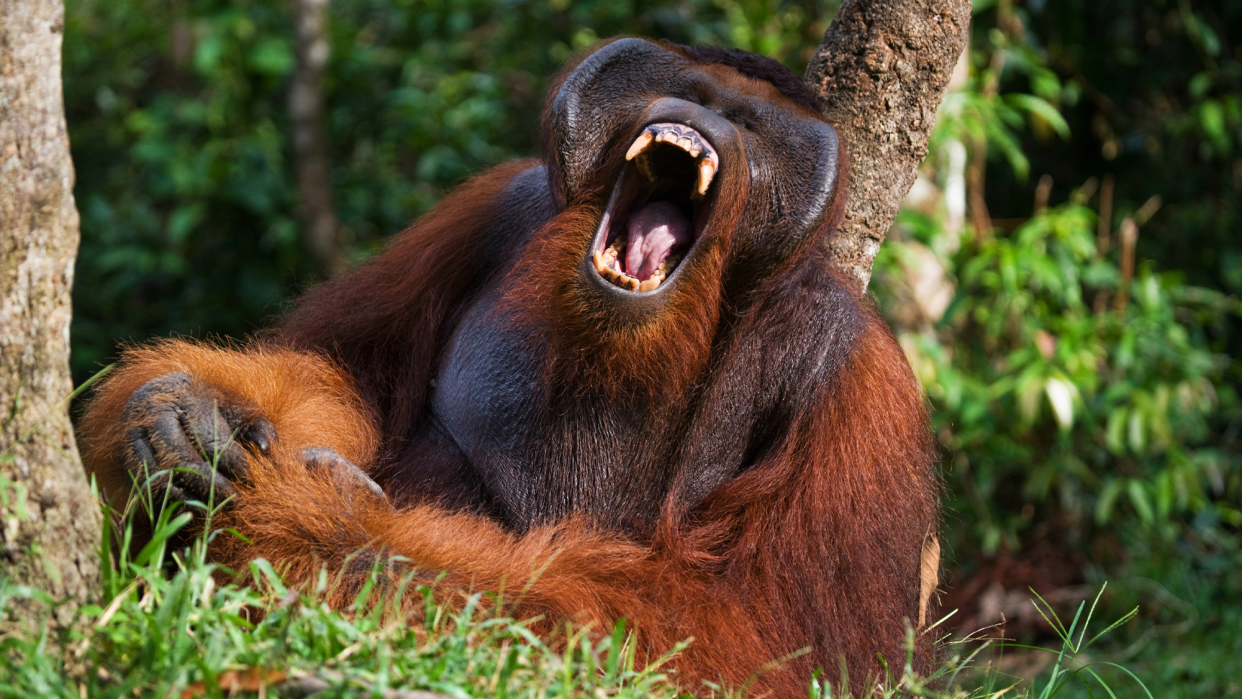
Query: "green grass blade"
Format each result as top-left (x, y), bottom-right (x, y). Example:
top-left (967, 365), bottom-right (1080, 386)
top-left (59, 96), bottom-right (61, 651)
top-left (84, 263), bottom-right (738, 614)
top-left (1077, 582), bottom-right (1107, 650)
top-left (132, 512), bottom-right (192, 568)
top-left (1092, 661), bottom-right (1156, 699)
top-left (1085, 606), bottom-right (1139, 648)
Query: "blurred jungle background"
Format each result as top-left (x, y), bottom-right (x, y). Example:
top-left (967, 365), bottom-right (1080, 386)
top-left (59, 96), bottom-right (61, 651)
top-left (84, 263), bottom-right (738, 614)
top-left (63, 0), bottom-right (1240, 694)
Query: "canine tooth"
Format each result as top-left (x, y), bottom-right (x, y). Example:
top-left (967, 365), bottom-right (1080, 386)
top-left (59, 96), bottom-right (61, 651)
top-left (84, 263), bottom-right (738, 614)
top-left (625, 131), bottom-right (654, 161)
top-left (696, 159), bottom-right (716, 197)
top-left (593, 250), bottom-right (605, 273)
top-left (638, 278), bottom-right (660, 292)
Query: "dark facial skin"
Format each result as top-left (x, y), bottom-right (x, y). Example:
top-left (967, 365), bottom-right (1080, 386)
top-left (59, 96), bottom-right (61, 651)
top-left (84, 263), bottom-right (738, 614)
top-left (94, 41), bottom-right (937, 687)
top-left (548, 39), bottom-right (842, 279)
top-left (116, 39), bottom-right (850, 539)
top-left (405, 39), bottom-right (848, 534)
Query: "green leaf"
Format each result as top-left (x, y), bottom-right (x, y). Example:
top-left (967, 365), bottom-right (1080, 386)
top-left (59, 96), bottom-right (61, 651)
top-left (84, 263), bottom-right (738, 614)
top-left (1127, 410), bottom-right (1147, 454)
top-left (1189, 72), bottom-right (1213, 99)
top-left (1127, 480), bottom-right (1154, 525)
top-left (1096, 479), bottom-right (1122, 525)
top-left (249, 558), bottom-right (288, 597)
top-left (1185, 11), bottom-right (1222, 56)
top-left (1200, 100), bottom-right (1229, 151)
top-left (1006, 94), bottom-right (1071, 140)
top-left (132, 512), bottom-right (191, 568)
top-left (194, 32), bottom-right (226, 75)
top-left (248, 37), bottom-right (294, 76)
top-left (168, 204), bottom-right (204, 245)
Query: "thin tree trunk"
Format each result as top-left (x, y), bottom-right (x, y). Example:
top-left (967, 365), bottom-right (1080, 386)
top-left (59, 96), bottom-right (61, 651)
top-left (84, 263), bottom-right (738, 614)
top-left (0, 0), bottom-right (101, 626)
top-left (805, 0), bottom-right (972, 290)
top-left (290, 0), bottom-right (346, 277)
top-left (805, 0), bottom-right (971, 624)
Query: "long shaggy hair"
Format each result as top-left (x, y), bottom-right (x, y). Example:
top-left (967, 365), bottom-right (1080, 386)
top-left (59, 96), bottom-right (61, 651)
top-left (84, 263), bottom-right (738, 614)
top-left (79, 39), bottom-right (939, 697)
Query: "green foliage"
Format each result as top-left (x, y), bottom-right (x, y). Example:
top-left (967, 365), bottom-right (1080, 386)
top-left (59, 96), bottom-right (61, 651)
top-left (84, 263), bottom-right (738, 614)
top-left (63, 0), bottom-right (837, 381)
top-left (0, 490), bottom-right (1146, 699)
top-left (1064, 539), bottom-right (1242, 699)
top-left (64, 0), bottom-right (1242, 553)
top-left (0, 489), bottom-right (692, 698)
top-left (65, 0), bottom-right (307, 377)
top-left (880, 198), bottom-right (1240, 553)
top-left (29, 1), bottom-right (1242, 695)
top-left (0, 564), bottom-right (687, 698)
top-left (875, 1), bottom-right (1242, 557)
top-left (927, 586), bottom-right (1155, 699)
top-left (993, 0), bottom-right (1242, 301)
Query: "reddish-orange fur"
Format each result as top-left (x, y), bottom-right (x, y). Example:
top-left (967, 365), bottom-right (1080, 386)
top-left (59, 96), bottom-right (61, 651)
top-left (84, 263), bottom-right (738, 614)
top-left (80, 341), bottom-right (379, 506)
top-left (83, 319), bottom-right (931, 696)
top-left (82, 319), bottom-right (934, 695)
top-left (80, 42), bottom-right (938, 697)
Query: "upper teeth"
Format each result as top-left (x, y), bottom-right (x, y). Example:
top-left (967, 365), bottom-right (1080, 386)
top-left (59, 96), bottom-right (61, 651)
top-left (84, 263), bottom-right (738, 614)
top-left (625, 123), bottom-right (718, 199)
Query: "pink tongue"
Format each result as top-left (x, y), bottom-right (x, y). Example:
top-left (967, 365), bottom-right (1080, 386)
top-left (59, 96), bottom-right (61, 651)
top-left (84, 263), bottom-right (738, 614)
top-left (625, 201), bottom-right (691, 281)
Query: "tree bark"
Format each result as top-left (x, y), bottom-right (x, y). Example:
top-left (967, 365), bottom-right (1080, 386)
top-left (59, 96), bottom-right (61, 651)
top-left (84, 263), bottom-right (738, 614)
top-left (290, 0), bottom-right (346, 278)
top-left (0, 0), bottom-right (101, 626)
top-left (806, 0), bottom-right (972, 290)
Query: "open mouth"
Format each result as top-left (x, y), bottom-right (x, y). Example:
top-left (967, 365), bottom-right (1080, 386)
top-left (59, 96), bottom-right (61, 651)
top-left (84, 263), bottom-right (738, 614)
top-left (591, 123), bottom-right (719, 293)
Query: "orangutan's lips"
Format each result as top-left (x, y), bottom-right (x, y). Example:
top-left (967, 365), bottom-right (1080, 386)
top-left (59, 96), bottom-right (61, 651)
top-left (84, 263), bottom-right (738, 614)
top-left (592, 123), bottom-right (718, 293)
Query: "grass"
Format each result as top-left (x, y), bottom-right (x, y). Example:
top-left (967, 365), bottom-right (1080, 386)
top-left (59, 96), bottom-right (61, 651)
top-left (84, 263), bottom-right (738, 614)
top-left (1049, 534), bottom-right (1242, 699)
top-left (0, 478), bottom-right (1158, 698)
top-left (1, 524), bottom-right (691, 698)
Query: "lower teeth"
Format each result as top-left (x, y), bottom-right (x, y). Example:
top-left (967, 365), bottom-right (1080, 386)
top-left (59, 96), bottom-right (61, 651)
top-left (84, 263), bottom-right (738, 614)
top-left (594, 237), bottom-right (681, 292)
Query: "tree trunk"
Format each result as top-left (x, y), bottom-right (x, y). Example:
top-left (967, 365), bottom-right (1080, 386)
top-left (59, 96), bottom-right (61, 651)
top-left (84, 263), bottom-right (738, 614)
top-left (290, 0), bottom-right (346, 278)
top-left (0, 0), bottom-right (101, 626)
top-left (806, 0), bottom-right (971, 623)
top-left (806, 0), bottom-right (972, 290)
